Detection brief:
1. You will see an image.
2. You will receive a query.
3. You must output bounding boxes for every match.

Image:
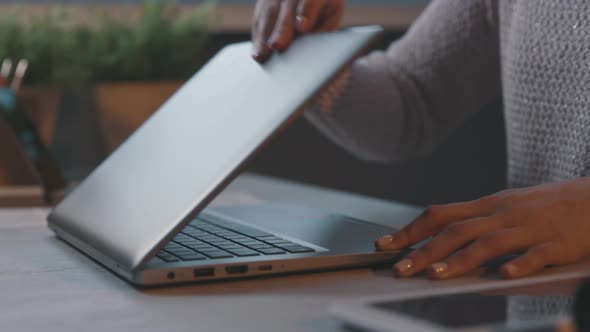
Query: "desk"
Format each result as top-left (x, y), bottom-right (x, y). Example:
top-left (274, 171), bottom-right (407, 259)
top-left (1, 173), bottom-right (589, 331)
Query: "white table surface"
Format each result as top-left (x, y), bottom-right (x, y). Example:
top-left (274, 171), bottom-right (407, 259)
top-left (2, 173), bottom-right (589, 332)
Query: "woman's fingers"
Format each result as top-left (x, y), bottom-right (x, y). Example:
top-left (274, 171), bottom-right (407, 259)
top-left (252, 0), bottom-right (345, 61)
top-left (252, 0), bottom-right (281, 62)
top-left (296, 0), bottom-right (325, 32)
top-left (393, 216), bottom-right (505, 277)
top-left (500, 242), bottom-right (562, 279)
top-left (376, 198), bottom-right (495, 251)
top-left (268, 0), bottom-right (298, 50)
top-left (427, 227), bottom-right (536, 279)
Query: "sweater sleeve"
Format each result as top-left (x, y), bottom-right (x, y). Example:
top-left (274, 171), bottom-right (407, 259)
top-left (304, 0), bottom-right (501, 163)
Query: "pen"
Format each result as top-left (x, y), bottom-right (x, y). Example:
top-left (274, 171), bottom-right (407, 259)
top-left (0, 59), bottom-right (12, 87)
top-left (10, 59), bottom-right (28, 92)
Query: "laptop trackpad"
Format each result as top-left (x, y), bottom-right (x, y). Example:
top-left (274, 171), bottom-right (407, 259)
top-left (208, 204), bottom-right (395, 252)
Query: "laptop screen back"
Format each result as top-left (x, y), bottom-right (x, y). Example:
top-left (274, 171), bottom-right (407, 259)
top-left (47, 26), bottom-right (383, 271)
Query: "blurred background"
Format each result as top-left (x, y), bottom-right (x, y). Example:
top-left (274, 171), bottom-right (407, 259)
top-left (0, 0), bottom-right (506, 207)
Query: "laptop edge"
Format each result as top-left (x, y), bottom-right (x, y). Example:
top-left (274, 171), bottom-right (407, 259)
top-left (47, 26), bottom-right (389, 285)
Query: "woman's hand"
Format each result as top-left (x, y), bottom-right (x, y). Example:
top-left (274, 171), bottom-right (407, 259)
top-left (376, 178), bottom-right (590, 280)
top-left (251, 0), bottom-right (345, 62)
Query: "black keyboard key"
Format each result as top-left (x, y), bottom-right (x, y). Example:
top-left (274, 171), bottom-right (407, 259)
top-left (222, 234), bottom-right (246, 240)
top-left (216, 244), bottom-right (245, 250)
top-left (179, 243), bottom-right (203, 250)
top-left (278, 245), bottom-right (315, 253)
top-left (263, 239), bottom-right (293, 245)
top-left (200, 251), bottom-right (233, 259)
top-left (211, 231), bottom-right (234, 237)
top-left (181, 240), bottom-right (198, 245)
top-left (166, 245), bottom-right (192, 251)
top-left (174, 235), bottom-right (192, 241)
top-left (194, 245), bottom-right (217, 250)
top-left (228, 236), bottom-right (251, 242)
top-left (167, 245), bottom-right (192, 251)
top-left (228, 248), bottom-right (260, 257)
top-left (183, 229), bottom-right (208, 237)
top-left (179, 235), bottom-right (203, 241)
top-left (199, 248), bottom-right (225, 256)
top-left (235, 229), bottom-right (270, 238)
top-left (256, 248), bottom-right (286, 255)
top-left (256, 235), bottom-right (285, 241)
top-left (247, 244), bottom-right (274, 249)
top-left (167, 250), bottom-right (194, 256)
top-left (199, 236), bottom-right (220, 242)
top-left (181, 228), bottom-right (199, 234)
top-left (176, 253), bottom-right (206, 261)
top-left (208, 240), bottom-right (234, 245)
top-left (240, 240), bottom-right (265, 246)
top-left (157, 253), bottom-right (180, 262)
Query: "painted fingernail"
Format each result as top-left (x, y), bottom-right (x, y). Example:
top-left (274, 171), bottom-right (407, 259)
top-left (376, 235), bottom-right (393, 248)
top-left (501, 263), bottom-right (519, 278)
top-left (394, 258), bottom-right (414, 276)
top-left (429, 262), bottom-right (449, 277)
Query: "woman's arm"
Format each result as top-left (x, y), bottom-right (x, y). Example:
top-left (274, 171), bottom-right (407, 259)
top-left (306, 0), bottom-right (502, 163)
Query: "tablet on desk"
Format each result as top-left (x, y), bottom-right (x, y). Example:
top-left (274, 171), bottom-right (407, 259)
top-left (331, 273), bottom-right (587, 332)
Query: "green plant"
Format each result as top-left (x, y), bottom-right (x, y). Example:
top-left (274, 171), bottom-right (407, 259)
top-left (0, 1), bottom-right (216, 86)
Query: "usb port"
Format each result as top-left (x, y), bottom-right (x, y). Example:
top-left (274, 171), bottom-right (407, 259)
top-left (194, 268), bottom-right (215, 277)
top-left (258, 265), bottom-right (272, 271)
top-left (225, 265), bottom-right (248, 274)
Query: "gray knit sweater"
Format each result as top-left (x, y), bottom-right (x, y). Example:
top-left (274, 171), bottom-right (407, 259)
top-left (306, 0), bottom-right (590, 189)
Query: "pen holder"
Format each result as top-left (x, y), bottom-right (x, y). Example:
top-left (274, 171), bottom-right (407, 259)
top-left (0, 87), bottom-right (65, 206)
top-left (0, 115), bottom-right (42, 186)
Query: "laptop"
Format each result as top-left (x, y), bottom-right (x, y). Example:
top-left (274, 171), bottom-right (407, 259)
top-left (47, 26), bottom-right (407, 286)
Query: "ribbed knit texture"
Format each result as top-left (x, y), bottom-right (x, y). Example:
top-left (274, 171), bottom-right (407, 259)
top-left (305, 0), bottom-right (587, 320)
top-left (305, 0), bottom-right (590, 189)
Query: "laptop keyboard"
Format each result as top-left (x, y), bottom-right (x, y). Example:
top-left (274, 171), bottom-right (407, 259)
top-left (156, 213), bottom-right (316, 263)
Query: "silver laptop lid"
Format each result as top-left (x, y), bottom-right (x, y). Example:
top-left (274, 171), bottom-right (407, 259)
top-left (47, 26), bottom-right (384, 271)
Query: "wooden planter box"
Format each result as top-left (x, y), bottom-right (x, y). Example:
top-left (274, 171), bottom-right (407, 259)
top-left (0, 81), bottom-right (182, 206)
top-left (95, 81), bottom-right (183, 152)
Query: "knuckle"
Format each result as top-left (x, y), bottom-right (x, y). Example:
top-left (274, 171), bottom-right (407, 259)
top-left (495, 211), bottom-right (517, 228)
top-left (476, 233), bottom-right (505, 252)
top-left (422, 205), bottom-right (446, 221)
top-left (392, 229), bottom-right (411, 247)
top-left (398, 226), bottom-right (416, 244)
top-left (442, 222), bottom-right (470, 239)
top-left (453, 247), bottom-right (477, 264)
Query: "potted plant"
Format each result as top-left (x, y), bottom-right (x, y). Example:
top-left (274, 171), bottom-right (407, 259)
top-left (90, 2), bottom-right (216, 150)
top-left (0, 1), bottom-right (216, 153)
